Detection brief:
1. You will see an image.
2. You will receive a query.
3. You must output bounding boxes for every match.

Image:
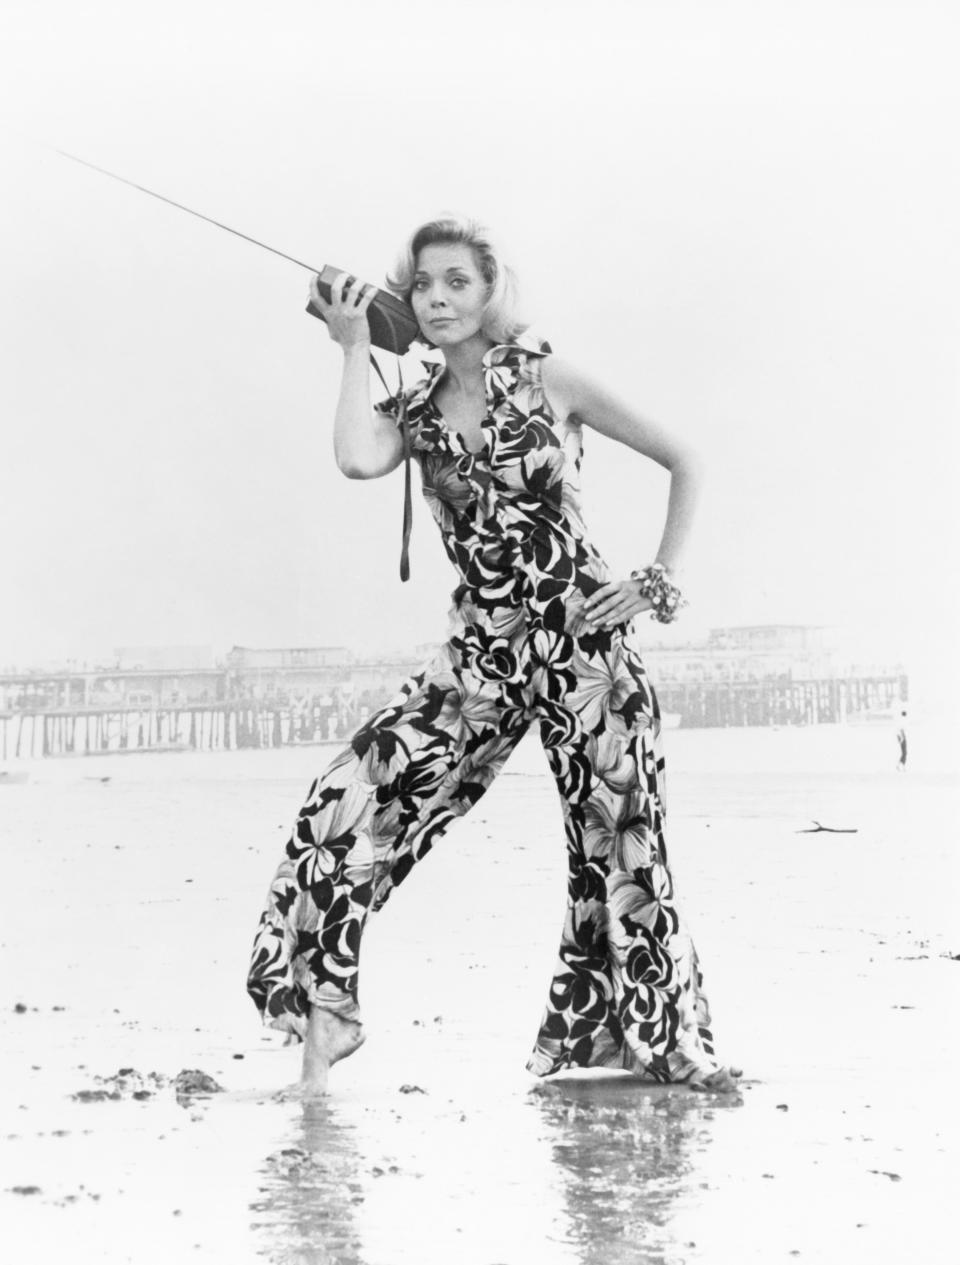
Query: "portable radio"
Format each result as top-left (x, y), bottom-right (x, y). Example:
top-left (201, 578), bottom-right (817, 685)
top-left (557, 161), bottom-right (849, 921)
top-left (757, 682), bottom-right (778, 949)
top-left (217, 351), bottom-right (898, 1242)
top-left (305, 266), bottom-right (420, 355)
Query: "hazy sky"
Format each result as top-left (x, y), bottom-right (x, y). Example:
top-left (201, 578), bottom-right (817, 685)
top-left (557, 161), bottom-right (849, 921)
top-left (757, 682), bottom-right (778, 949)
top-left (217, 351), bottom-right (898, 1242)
top-left (1, 1), bottom-right (957, 705)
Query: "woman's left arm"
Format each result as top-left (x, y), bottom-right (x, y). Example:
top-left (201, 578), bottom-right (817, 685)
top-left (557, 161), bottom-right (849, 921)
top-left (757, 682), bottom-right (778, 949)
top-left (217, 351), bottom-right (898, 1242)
top-left (541, 356), bottom-right (704, 629)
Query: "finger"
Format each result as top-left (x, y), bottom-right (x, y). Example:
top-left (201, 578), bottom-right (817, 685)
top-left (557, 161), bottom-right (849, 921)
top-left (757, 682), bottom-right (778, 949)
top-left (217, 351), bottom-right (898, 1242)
top-left (599, 590), bottom-right (640, 619)
top-left (341, 275), bottom-right (363, 307)
top-left (607, 600), bottom-right (651, 625)
top-left (586, 602), bottom-right (629, 626)
top-left (589, 586), bottom-right (631, 615)
top-left (600, 603), bottom-right (633, 625)
top-left (331, 271), bottom-right (350, 302)
top-left (583, 583), bottom-right (618, 611)
top-left (589, 604), bottom-right (620, 623)
top-left (586, 597), bottom-right (622, 622)
top-left (308, 276), bottom-right (330, 310)
top-left (357, 283), bottom-right (379, 312)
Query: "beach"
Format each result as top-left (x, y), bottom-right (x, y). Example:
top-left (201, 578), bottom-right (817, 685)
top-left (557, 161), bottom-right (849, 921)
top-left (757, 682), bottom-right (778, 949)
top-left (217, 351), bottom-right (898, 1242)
top-left (1, 720), bottom-right (957, 1265)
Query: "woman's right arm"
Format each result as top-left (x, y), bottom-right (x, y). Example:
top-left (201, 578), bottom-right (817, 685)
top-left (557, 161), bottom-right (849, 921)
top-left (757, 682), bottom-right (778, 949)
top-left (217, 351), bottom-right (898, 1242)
top-left (309, 273), bottom-right (405, 480)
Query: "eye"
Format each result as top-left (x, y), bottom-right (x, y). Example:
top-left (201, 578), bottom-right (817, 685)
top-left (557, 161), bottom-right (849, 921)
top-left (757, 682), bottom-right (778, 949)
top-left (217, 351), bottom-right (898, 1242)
top-left (412, 278), bottom-right (429, 292)
top-left (450, 277), bottom-right (468, 289)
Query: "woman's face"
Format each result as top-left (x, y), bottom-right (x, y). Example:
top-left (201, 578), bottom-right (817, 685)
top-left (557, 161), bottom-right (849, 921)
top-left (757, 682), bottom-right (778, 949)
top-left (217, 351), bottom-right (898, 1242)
top-left (410, 243), bottom-right (490, 347)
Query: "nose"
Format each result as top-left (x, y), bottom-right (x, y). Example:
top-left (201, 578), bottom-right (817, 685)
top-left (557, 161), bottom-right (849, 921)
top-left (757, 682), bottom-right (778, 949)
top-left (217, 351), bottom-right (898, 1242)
top-left (428, 283), bottom-right (448, 308)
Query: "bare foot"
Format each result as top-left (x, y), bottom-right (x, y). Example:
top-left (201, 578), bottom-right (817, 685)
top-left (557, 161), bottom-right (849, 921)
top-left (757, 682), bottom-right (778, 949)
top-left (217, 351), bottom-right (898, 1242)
top-left (688, 1066), bottom-right (740, 1095)
top-left (298, 1009), bottom-right (366, 1097)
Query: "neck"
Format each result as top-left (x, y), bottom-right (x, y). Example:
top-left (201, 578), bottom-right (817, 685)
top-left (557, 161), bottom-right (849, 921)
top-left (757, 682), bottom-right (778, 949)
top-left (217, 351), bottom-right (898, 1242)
top-left (439, 333), bottom-right (497, 394)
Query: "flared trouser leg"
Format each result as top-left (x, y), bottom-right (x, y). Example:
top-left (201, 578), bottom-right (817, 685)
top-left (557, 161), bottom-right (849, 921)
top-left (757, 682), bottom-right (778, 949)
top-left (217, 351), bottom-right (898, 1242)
top-left (526, 630), bottom-right (720, 1083)
top-left (247, 604), bottom-right (723, 1077)
top-left (247, 643), bottom-right (528, 1041)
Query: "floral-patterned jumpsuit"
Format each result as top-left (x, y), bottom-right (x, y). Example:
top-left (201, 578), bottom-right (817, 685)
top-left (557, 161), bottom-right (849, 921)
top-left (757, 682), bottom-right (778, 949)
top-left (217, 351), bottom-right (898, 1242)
top-left (247, 343), bottom-right (722, 1083)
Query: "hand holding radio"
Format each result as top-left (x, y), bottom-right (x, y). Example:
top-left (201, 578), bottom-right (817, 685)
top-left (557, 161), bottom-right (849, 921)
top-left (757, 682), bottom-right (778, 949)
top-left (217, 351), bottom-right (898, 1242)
top-left (308, 271), bottom-right (379, 350)
top-left (306, 265), bottom-right (420, 354)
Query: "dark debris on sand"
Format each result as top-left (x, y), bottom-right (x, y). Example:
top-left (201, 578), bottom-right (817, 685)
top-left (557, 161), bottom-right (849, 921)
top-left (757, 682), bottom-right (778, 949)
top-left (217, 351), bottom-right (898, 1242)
top-left (72, 1089), bottom-right (123, 1103)
top-left (70, 1067), bottom-right (224, 1105)
top-left (172, 1069), bottom-right (224, 1096)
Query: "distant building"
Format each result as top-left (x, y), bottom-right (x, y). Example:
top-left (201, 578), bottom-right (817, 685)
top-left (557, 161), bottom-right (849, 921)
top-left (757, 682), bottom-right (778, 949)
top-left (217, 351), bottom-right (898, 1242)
top-left (707, 625), bottom-right (826, 652)
top-left (114, 645), bottom-right (215, 671)
top-left (226, 646), bottom-right (353, 671)
top-left (225, 645), bottom-right (355, 702)
top-left (643, 625), bottom-right (839, 685)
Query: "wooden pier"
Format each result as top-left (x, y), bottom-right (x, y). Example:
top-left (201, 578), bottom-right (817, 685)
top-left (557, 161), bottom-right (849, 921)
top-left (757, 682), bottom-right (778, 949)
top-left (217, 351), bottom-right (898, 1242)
top-left (655, 673), bottom-right (908, 729)
top-left (0, 702), bottom-right (339, 761)
top-left (0, 669), bottom-right (908, 761)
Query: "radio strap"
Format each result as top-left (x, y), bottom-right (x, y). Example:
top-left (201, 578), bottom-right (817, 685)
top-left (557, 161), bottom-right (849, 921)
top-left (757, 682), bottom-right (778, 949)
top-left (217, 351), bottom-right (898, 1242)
top-left (369, 348), bottom-right (412, 582)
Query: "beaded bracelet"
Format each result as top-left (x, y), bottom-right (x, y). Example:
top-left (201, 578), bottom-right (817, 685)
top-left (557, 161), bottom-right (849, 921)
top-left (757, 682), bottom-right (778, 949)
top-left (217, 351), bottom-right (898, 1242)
top-left (630, 563), bottom-right (686, 624)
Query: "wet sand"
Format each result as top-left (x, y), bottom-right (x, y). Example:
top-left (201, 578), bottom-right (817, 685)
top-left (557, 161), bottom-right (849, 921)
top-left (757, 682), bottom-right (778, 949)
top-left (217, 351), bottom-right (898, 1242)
top-left (1, 722), bottom-right (957, 1264)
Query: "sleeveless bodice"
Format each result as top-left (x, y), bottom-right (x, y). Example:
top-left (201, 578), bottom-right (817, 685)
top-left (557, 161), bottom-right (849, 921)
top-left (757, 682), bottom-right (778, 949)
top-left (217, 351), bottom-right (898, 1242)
top-left (377, 344), bottom-right (612, 626)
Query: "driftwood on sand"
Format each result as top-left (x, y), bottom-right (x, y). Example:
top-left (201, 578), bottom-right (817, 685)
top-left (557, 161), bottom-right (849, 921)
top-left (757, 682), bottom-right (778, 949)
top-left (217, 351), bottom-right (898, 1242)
top-left (796, 820), bottom-right (859, 834)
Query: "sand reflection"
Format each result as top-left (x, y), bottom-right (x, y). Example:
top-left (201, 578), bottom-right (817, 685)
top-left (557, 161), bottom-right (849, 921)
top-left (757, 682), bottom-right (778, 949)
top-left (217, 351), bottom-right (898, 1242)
top-left (250, 1101), bottom-right (365, 1265)
top-left (530, 1077), bottom-right (733, 1265)
top-left (247, 1074), bottom-right (740, 1264)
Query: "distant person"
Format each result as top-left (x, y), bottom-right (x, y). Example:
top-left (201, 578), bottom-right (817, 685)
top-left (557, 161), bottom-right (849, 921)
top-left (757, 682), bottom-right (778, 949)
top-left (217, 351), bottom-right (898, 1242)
top-left (896, 710), bottom-right (908, 771)
top-left (247, 215), bottom-right (737, 1096)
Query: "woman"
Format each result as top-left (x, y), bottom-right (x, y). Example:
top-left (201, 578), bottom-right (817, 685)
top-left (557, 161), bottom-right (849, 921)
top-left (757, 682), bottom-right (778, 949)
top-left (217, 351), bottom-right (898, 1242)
top-left (247, 216), bottom-right (737, 1095)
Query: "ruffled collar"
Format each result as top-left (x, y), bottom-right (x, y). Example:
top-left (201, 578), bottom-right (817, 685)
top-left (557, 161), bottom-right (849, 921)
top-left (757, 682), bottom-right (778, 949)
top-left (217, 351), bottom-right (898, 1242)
top-left (396, 341), bottom-right (551, 464)
top-left (406, 341), bottom-right (548, 420)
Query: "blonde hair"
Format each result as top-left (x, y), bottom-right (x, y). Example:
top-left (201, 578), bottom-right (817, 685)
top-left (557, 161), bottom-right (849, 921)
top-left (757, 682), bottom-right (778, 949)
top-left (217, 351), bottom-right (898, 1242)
top-left (386, 215), bottom-right (529, 345)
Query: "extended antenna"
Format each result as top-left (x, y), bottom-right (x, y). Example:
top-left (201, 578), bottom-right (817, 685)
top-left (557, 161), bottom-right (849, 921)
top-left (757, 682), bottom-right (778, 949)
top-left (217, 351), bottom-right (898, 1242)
top-left (55, 148), bottom-right (321, 273)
